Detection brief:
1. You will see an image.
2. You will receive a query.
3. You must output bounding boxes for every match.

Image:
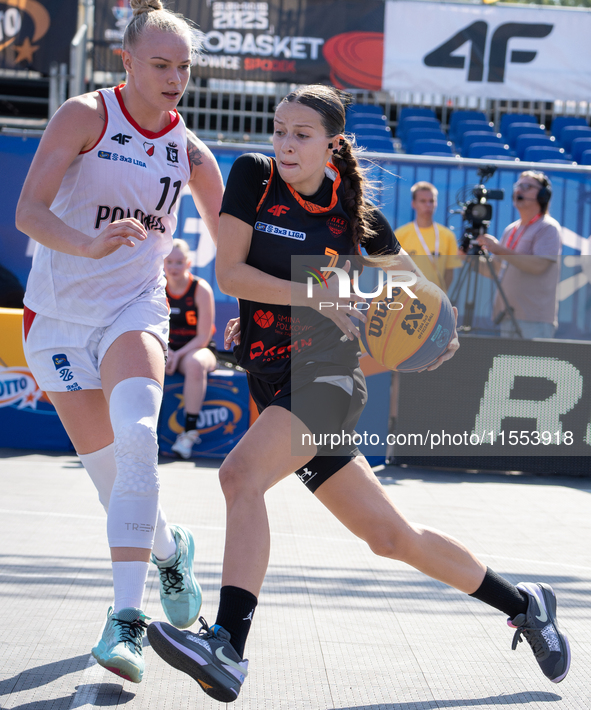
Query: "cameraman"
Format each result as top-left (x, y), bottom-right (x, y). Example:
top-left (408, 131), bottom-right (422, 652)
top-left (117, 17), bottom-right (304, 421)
top-left (474, 171), bottom-right (561, 338)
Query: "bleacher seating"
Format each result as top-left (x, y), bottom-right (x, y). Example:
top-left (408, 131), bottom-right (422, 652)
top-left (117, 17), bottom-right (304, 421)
top-left (410, 139), bottom-right (453, 156)
top-left (580, 150), bottom-right (591, 165)
top-left (404, 127), bottom-right (447, 152)
top-left (350, 124), bottom-right (392, 139)
top-left (522, 145), bottom-right (566, 162)
top-left (515, 134), bottom-right (558, 160)
top-left (500, 114), bottom-right (538, 136)
top-left (551, 116), bottom-right (588, 139)
top-left (572, 138), bottom-right (591, 163)
top-left (396, 116), bottom-right (440, 140)
top-left (467, 143), bottom-right (512, 160)
top-left (348, 103), bottom-right (385, 117)
top-left (357, 136), bottom-right (395, 153)
top-left (399, 107), bottom-right (436, 122)
top-left (506, 123), bottom-right (544, 149)
top-left (560, 125), bottom-right (591, 153)
top-left (461, 131), bottom-right (504, 155)
top-left (448, 111), bottom-right (487, 143)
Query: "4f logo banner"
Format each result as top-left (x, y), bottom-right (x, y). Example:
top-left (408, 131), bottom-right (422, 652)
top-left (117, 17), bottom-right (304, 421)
top-left (383, 0), bottom-right (591, 101)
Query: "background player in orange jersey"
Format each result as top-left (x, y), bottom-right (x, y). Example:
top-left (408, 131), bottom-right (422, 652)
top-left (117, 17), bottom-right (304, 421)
top-left (16, 0), bottom-right (223, 684)
top-left (147, 85), bottom-right (570, 702)
top-left (164, 238), bottom-right (217, 459)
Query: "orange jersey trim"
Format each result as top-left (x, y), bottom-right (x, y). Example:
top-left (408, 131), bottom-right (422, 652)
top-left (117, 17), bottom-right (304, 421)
top-left (256, 158), bottom-right (274, 213)
top-left (286, 162), bottom-right (341, 214)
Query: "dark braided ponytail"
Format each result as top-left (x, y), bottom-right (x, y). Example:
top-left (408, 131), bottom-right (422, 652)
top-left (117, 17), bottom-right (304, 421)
top-left (279, 85), bottom-right (377, 253)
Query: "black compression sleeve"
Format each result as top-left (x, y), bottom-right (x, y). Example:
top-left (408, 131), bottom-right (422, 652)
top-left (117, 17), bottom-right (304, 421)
top-left (220, 153), bottom-right (272, 226)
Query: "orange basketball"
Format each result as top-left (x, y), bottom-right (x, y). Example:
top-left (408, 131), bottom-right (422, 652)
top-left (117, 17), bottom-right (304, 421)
top-left (360, 280), bottom-right (455, 372)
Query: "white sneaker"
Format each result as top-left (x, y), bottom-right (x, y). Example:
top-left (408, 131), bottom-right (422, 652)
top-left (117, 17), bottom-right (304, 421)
top-left (171, 430), bottom-right (201, 459)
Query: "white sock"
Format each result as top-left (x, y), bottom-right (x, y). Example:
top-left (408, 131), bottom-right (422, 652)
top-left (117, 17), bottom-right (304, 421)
top-left (112, 561), bottom-right (149, 613)
top-left (151, 511), bottom-right (177, 561)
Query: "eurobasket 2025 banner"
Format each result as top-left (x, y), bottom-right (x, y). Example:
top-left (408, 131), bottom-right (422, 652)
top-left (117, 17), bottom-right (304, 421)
top-left (94, 0), bottom-right (385, 87)
top-left (383, 0), bottom-right (591, 101)
top-left (0, 0), bottom-right (78, 72)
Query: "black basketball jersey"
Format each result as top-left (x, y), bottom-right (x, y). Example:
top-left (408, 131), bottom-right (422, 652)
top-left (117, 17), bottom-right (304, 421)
top-left (166, 275), bottom-right (200, 350)
top-left (222, 154), bottom-right (397, 383)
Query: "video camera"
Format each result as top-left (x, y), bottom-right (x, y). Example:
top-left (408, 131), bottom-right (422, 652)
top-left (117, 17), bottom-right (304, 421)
top-left (458, 166), bottom-right (504, 255)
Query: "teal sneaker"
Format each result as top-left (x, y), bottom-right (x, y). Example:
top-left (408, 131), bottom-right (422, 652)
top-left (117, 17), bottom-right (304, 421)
top-left (151, 524), bottom-right (202, 629)
top-left (91, 607), bottom-right (149, 683)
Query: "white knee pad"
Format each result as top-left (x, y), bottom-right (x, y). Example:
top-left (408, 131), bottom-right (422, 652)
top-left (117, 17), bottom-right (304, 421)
top-left (78, 443), bottom-right (117, 512)
top-left (107, 377), bottom-right (162, 549)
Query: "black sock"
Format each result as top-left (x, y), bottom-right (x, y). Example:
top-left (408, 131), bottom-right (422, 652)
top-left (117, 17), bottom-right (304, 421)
top-left (215, 585), bottom-right (258, 658)
top-left (469, 567), bottom-right (529, 619)
top-left (185, 412), bottom-right (199, 432)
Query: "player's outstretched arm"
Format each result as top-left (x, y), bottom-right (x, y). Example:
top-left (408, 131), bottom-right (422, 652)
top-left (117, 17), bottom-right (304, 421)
top-left (16, 94), bottom-right (147, 258)
top-left (186, 129), bottom-right (224, 246)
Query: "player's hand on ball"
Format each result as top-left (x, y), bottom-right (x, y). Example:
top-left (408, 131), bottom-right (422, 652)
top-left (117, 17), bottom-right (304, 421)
top-left (224, 317), bottom-right (241, 349)
top-left (422, 306), bottom-right (459, 371)
top-left (309, 259), bottom-right (366, 341)
top-left (87, 218), bottom-right (147, 259)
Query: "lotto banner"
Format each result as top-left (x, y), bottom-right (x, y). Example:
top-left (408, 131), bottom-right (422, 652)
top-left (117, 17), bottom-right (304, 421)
top-left (0, 0), bottom-right (78, 72)
top-left (383, 0), bottom-right (591, 101)
top-left (93, 0), bottom-right (385, 87)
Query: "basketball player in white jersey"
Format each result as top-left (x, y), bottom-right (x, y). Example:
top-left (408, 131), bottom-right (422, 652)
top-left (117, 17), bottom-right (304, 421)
top-left (16, 0), bottom-right (223, 684)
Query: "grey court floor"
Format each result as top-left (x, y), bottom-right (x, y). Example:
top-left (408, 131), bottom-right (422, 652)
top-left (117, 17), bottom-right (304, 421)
top-left (1, 450), bottom-right (590, 710)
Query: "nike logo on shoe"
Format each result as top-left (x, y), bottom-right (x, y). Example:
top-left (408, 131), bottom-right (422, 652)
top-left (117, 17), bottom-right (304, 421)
top-left (215, 647), bottom-right (248, 677)
top-left (536, 606), bottom-right (548, 623)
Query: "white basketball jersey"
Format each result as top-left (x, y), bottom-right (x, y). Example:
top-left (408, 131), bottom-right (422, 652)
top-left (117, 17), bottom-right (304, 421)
top-left (25, 86), bottom-right (191, 326)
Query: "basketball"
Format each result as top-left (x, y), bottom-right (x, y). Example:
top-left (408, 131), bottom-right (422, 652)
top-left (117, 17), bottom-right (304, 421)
top-left (360, 280), bottom-right (455, 372)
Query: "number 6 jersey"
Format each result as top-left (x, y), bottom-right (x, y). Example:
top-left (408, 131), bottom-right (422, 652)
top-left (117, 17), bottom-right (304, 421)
top-left (24, 85), bottom-right (191, 327)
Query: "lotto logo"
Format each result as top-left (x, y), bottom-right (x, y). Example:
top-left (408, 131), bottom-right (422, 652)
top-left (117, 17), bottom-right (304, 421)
top-left (253, 310), bottom-right (274, 328)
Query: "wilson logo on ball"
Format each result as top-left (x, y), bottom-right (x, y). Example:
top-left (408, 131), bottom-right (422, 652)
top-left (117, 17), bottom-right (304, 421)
top-left (254, 310), bottom-right (275, 328)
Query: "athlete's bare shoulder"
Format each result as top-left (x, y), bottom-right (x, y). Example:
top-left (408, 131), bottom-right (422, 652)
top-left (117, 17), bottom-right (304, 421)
top-left (44, 91), bottom-right (106, 153)
top-left (186, 128), bottom-right (206, 171)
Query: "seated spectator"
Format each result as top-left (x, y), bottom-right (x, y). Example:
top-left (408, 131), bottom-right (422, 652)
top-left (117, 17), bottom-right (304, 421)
top-left (164, 239), bottom-right (217, 459)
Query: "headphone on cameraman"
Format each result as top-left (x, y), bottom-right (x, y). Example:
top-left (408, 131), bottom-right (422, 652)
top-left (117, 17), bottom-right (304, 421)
top-left (534, 172), bottom-right (552, 208)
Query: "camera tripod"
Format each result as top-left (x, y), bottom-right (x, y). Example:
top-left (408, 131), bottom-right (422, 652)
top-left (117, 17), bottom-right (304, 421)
top-left (449, 235), bottom-right (523, 338)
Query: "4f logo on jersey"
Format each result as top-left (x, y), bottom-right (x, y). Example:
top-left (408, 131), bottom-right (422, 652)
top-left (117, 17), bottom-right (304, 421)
top-left (268, 205), bottom-right (289, 217)
top-left (424, 21), bottom-right (553, 83)
top-left (166, 142), bottom-right (179, 164)
top-left (111, 133), bottom-right (132, 145)
top-left (144, 141), bottom-right (155, 156)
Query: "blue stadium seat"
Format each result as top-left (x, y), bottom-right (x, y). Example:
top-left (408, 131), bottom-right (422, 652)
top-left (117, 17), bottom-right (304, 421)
top-left (506, 123), bottom-right (544, 149)
top-left (571, 137), bottom-right (591, 163)
top-left (551, 116), bottom-right (588, 139)
top-left (409, 139), bottom-right (453, 155)
top-left (348, 103), bottom-right (385, 117)
top-left (397, 116), bottom-right (441, 139)
top-left (500, 114), bottom-right (538, 136)
top-left (399, 107), bottom-right (436, 123)
top-left (357, 136), bottom-right (395, 153)
top-left (350, 124), bottom-right (392, 139)
top-left (449, 110), bottom-right (487, 137)
top-left (454, 120), bottom-right (494, 138)
top-left (560, 126), bottom-right (591, 153)
top-left (404, 127), bottom-right (447, 151)
top-left (467, 143), bottom-right (511, 159)
top-left (580, 150), bottom-right (591, 165)
top-left (461, 131), bottom-right (503, 154)
top-left (522, 145), bottom-right (565, 162)
top-left (480, 155), bottom-right (516, 161)
top-left (515, 134), bottom-right (558, 160)
top-left (346, 116), bottom-right (388, 132)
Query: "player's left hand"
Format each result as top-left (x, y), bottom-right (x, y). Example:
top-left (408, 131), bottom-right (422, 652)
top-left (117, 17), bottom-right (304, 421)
top-left (421, 306), bottom-right (459, 371)
top-left (224, 317), bottom-right (241, 349)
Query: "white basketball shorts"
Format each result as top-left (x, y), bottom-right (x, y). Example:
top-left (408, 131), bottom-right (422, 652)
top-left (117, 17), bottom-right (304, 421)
top-left (23, 287), bottom-right (169, 392)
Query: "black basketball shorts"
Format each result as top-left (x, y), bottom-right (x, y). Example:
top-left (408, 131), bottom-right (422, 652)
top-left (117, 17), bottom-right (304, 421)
top-left (247, 364), bottom-right (367, 493)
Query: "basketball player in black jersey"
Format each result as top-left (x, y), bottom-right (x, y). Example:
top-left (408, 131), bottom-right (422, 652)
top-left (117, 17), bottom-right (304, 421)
top-left (147, 85), bottom-right (570, 701)
top-left (164, 238), bottom-right (217, 459)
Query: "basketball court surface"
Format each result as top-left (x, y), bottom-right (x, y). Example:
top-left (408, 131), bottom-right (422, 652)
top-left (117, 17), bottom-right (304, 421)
top-left (1, 450), bottom-right (590, 710)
